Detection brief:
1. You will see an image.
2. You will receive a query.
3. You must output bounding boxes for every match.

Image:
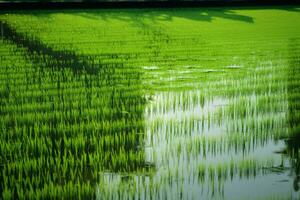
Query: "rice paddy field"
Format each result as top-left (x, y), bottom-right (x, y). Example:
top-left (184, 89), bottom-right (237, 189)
top-left (0, 6), bottom-right (300, 200)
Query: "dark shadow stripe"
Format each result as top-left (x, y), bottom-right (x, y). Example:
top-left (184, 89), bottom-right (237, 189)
top-left (0, 20), bottom-right (99, 74)
top-left (0, 0), bottom-right (299, 10)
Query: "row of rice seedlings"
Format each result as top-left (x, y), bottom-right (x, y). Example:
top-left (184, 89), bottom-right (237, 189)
top-left (2, 181), bottom-right (94, 200)
top-left (146, 131), bottom-right (283, 170)
top-left (145, 86), bottom-right (288, 154)
top-left (93, 157), bottom-right (276, 199)
top-left (96, 169), bottom-right (202, 200)
top-left (196, 158), bottom-right (275, 196)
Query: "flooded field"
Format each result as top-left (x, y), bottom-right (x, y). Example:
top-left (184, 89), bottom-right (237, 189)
top-left (0, 6), bottom-right (300, 199)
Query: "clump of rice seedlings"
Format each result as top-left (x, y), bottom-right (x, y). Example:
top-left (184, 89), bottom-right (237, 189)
top-left (198, 158), bottom-right (274, 183)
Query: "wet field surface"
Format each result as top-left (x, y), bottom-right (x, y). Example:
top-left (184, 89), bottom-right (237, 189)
top-left (0, 7), bottom-right (300, 199)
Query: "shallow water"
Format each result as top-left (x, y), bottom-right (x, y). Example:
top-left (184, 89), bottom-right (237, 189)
top-left (95, 58), bottom-right (299, 199)
top-left (143, 89), bottom-right (291, 199)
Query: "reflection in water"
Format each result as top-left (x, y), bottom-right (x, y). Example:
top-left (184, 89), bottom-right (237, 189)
top-left (142, 60), bottom-right (296, 199)
top-left (283, 39), bottom-right (300, 193)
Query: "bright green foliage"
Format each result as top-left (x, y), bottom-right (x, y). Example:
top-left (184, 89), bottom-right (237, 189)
top-left (0, 6), bottom-right (300, 199)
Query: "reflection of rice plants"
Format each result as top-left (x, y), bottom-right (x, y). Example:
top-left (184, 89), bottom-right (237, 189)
top-left (198, 158), bottom-right (274, 183)
top-left (280, 38), bottom-right (300, 192)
